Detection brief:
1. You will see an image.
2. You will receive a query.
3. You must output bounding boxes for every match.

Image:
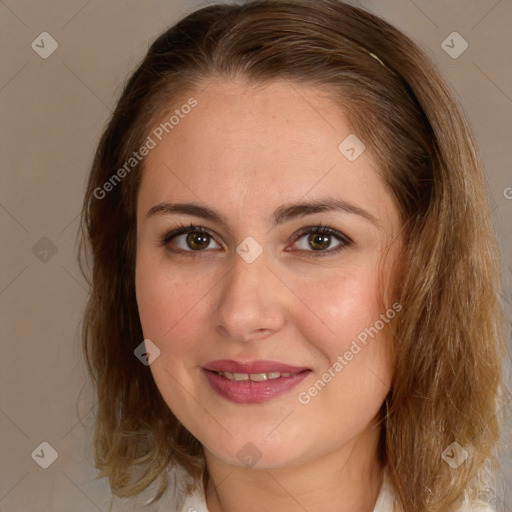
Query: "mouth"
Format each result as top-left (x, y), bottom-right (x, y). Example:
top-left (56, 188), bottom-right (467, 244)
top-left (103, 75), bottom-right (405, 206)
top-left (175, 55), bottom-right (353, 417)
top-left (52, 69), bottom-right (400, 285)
top-left (202, 360), bottom-right (311, 404)
top-left (213, 370), bottom-right (303, 381)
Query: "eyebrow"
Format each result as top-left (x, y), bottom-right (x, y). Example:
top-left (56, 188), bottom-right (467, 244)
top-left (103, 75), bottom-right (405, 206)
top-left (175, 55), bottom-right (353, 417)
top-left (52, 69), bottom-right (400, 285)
top-left (145, 198), bottom-right (379, 228)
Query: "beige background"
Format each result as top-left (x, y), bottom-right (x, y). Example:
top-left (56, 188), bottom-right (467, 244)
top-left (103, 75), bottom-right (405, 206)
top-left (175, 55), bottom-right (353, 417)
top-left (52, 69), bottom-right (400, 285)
top-left (1, 0), bottom-right (511, 510)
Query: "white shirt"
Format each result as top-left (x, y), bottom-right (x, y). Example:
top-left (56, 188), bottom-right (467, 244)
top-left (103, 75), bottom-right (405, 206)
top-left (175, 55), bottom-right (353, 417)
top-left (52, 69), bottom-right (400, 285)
top-left (178, 469), bottom-right (495, 512)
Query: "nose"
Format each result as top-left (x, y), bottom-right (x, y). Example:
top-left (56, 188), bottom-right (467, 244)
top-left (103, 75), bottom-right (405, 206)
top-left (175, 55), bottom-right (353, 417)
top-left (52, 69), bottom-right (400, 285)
top-left (213, 250), bottom-right (287, 343)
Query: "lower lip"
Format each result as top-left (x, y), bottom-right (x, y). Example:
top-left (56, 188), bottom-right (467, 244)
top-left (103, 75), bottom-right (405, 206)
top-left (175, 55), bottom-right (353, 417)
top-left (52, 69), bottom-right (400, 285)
top-left (203, 369), bottom-right (311, 404)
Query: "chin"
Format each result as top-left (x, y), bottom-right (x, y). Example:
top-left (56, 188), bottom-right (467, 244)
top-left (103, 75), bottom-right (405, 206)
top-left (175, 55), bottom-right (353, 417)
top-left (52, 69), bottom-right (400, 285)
top-left (202, 429), bottom-right (315, 471)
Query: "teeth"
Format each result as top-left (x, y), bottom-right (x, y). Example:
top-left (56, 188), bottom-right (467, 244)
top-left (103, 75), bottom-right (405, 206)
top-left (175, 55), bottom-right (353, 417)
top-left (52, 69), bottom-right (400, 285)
top-left (217, 371), bottom-right (297, 381)
top-left (250, 373), bottom-right (268, 381)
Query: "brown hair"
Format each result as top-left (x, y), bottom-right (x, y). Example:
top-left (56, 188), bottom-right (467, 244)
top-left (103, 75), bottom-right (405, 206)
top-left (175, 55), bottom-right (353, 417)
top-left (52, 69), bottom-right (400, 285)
top-left (79, 1), bottom-right (508, 510)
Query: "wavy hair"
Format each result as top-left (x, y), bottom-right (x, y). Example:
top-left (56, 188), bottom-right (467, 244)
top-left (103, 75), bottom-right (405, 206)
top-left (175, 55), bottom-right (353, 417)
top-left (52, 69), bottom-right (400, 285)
top-left (79, 1), bottom-right (508, 510)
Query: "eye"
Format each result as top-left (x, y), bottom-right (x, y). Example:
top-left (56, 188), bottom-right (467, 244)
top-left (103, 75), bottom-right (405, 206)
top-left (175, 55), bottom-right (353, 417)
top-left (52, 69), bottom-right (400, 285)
top-left (161, 223), bottom-right (221, 254)
top-left (161, 223), bottom-right (352, 258)
top-left (290, 225), bottom-right (352, 257)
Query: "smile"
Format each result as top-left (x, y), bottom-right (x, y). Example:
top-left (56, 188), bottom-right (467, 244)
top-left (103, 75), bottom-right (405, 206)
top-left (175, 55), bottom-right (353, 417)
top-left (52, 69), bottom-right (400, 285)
top-left (215, 371), bottom-right (299, 381)
top-left (202, 360), bottom-right (311, 404)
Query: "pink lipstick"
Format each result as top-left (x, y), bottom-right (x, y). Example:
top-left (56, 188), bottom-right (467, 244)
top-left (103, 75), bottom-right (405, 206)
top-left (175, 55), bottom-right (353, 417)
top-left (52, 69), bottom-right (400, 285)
top-left (203, 360), bottom-right (311, 404)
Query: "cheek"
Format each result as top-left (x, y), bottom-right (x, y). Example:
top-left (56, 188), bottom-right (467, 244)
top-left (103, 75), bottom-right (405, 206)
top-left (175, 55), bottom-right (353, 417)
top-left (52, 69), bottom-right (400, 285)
top-left (291, 265), bottom-right (394, 409)
top-left (291, 266), bottom-right (384, 355)
top-left (136, 251), bottom-right (386, 360)
top-left (292, 270), bottom-right (393, 441)
top-left (135, 254), bottom-right (203, 344)
top-left (135, 256), bottom-right (209, 424)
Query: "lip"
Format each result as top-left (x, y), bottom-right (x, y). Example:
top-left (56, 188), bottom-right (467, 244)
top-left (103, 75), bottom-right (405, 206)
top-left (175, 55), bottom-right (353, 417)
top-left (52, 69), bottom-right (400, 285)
top-left (203, 359), bottom-right (310, 374)
top-left (202, 360), bottom-right (311, 404)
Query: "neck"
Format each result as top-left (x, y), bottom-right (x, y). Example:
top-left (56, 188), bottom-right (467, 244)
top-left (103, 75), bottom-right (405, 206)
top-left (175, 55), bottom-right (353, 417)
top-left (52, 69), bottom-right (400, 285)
top-left (204, 426), bottom-right (384, 512)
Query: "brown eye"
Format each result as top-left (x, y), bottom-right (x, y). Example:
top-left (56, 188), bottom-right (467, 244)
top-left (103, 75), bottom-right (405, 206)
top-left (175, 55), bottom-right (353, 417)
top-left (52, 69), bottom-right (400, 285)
top-left (292, 225), bottom-right (352, 256)
top-left (161, 224), bottom-right (221, 253)
top-left (308, 233), bottom-right (332, 251)
top-left (186, 232), bottom-right (211, 251)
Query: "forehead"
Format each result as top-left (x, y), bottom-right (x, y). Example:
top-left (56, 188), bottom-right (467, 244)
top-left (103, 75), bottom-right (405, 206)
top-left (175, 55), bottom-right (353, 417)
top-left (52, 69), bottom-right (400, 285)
top-left (138, 79), bottom-right (393, 225)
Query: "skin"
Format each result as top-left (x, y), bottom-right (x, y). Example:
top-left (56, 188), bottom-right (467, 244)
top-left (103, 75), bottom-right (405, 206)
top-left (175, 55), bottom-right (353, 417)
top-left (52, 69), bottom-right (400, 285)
top-left (135, 78), bottom-right (402, 512)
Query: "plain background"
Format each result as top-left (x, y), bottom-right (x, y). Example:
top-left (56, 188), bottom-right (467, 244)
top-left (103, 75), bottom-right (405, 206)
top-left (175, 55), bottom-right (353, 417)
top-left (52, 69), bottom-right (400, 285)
top-left (1, 0), bottom-right (511, 510)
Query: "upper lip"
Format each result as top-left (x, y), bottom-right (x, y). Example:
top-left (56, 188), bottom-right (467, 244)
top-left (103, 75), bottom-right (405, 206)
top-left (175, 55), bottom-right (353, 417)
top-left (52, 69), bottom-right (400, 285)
top-left (203, 360), bottom-right (310, 374)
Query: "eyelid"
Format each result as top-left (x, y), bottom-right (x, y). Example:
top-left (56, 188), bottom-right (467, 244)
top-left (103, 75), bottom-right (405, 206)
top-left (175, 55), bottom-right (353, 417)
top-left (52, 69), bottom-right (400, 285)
top-left (288, 224), bottom-right (352, 257)
top-left (160, 223), bottom-right (223, 252)
top-left (292, 224), bottom-right (352, 244)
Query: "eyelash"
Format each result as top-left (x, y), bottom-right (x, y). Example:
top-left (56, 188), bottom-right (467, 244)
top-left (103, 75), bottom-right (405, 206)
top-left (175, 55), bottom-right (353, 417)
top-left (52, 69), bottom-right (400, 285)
top-left (160, 222), bottom-right (352, 259)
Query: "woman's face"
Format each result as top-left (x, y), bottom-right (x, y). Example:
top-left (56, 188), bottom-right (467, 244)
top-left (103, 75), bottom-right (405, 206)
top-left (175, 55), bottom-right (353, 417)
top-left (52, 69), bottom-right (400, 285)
top-left (135, 79), bottom-right (402, 469)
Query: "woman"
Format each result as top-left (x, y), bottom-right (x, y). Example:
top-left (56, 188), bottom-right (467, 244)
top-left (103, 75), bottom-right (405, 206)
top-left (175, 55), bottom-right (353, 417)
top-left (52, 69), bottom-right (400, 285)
top-left (80, 1), bottom-right (508, 510)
